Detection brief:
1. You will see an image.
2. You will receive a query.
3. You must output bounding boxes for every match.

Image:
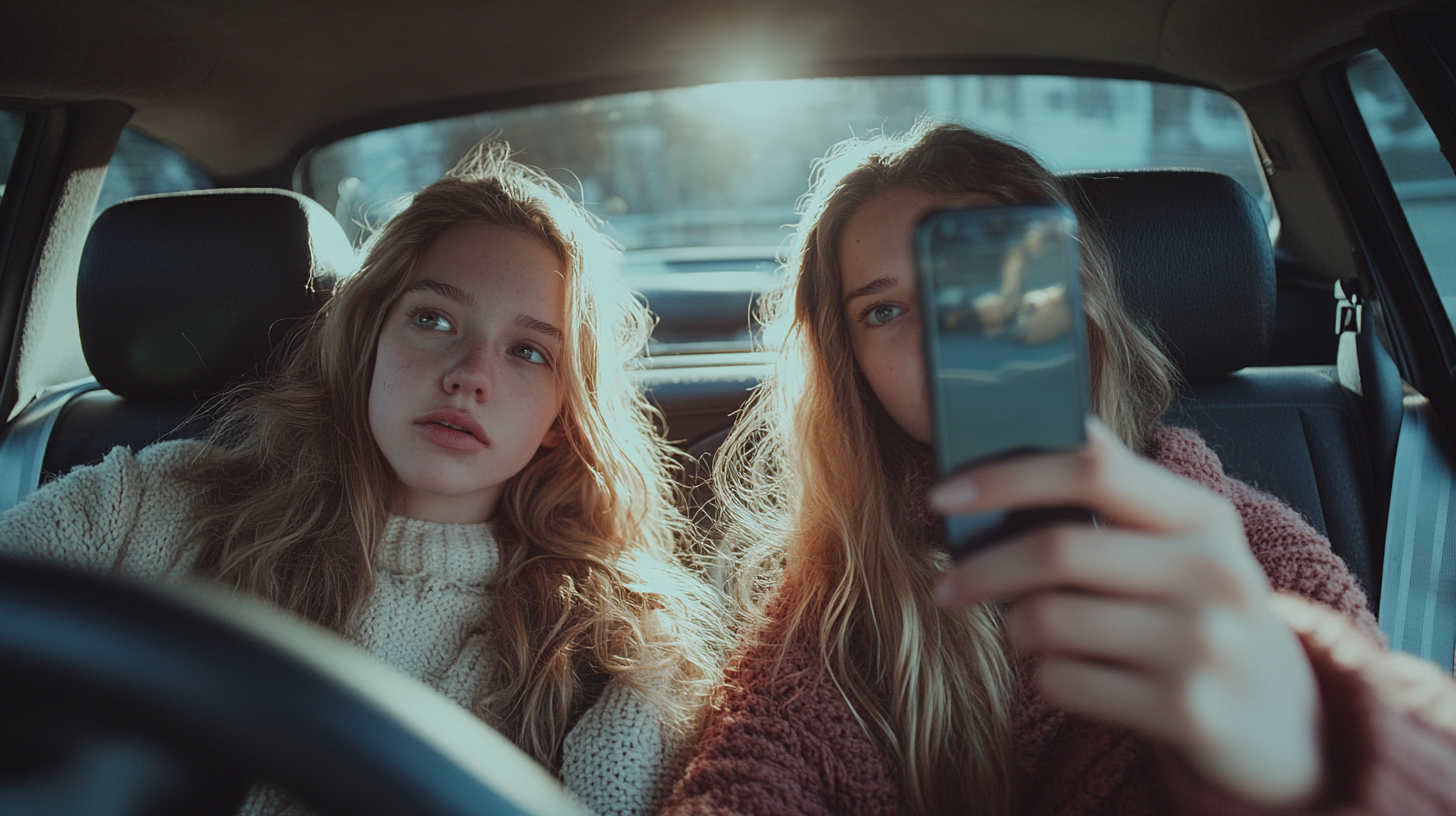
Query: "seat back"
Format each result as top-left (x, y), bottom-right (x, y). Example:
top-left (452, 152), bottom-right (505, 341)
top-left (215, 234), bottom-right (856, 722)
top-left (1066, 170), bottom-right (1383, 599)
top-left (0, 188), bottom-right (354, 505)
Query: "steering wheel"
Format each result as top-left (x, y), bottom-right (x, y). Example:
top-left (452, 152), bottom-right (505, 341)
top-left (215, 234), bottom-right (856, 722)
top-left (0, 555), bottom-right (587, 816)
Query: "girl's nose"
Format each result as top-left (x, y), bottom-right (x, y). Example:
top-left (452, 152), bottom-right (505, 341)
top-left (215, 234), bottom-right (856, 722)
top-left (443, 341), bottom-right (494, 400)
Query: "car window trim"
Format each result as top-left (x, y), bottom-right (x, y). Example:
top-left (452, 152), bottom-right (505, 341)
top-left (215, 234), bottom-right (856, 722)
top-left (1370, 7), bottom-right (1456, 179)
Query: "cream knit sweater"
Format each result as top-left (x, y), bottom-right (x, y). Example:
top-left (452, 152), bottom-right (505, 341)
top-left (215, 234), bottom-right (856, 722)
top-left (0, 439), bottom-right (683, 816)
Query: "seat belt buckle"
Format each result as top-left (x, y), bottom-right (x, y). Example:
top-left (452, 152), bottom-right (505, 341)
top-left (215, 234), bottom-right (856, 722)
top-left (1335, 279), bottom-right (1363, 336)
top-left (1336, 279), bottom-right (1366, 394)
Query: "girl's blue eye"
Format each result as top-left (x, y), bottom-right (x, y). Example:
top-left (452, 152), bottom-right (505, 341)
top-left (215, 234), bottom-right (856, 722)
top-left (413, 309), bottom-right (453, 332)
top-left (513, 344), bottom-right (549, 365)
top-left (865, 304), bottom-right (904, 326)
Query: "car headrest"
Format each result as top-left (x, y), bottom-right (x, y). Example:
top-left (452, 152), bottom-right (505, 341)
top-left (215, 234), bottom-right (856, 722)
top-left (78, 188), bottom-right (355, 401)
top-left (1063, 170), bottom-right (1275, 382)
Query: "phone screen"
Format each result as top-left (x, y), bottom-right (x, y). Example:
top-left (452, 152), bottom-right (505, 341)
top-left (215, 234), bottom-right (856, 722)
top-left (916, 204), bottom-right (1090, 556)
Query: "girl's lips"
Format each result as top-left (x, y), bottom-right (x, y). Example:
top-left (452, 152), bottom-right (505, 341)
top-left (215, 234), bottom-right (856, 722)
top-left (416, 420), bottom-right (487, 451)
top-left (414, 409), bottom-right (488, 451)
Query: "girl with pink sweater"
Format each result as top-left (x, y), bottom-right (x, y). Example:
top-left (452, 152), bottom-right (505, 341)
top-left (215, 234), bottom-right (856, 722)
top-left (663, 123), bottom-right (1456, 815)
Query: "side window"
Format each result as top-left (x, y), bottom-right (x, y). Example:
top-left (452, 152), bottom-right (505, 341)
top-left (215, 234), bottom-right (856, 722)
top-left (95, 127), bottom-right (212, 216)
top-left (0, 111), bottom-right (26, 206)
top-left (1347, 49), bottom-right (1456, 320)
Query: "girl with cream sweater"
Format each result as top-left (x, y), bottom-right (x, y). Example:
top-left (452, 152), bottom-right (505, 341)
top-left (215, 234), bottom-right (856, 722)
top-left (0, 142), bottom-right (723, 816)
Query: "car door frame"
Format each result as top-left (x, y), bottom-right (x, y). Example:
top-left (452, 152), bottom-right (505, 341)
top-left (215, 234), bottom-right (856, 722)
top-left (0, 100), bottom-right (130, 422)
top-left (1291, 7), bottom-right (1456, 433)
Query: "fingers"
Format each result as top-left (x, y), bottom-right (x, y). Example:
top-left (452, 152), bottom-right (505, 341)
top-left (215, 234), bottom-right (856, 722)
top-left (931, 420), bottom-right (1241, 537)
top-left (920, 419), bottom-right (1324, 805)
top-left (930, 418), bottom-right (1261, 608)
top-left (1027, 618), bottom-right (1324, 806)
top-left (1032, 657), bottom-right (1186, 745)
top-left (1005, 592), bottom-right (1219, 673)
top-left (936, 524), bottom-right (1263, 609)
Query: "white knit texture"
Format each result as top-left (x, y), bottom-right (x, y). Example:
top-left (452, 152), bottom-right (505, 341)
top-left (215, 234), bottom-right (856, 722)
top-left (562, 681), bottom-right (687, 815)
top-left (0, 441), bottom-right (681, 816)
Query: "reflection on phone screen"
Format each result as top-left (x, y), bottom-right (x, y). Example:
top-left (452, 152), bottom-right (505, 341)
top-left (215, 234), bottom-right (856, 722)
top-left (918, 205), bottom-right (1089, 555)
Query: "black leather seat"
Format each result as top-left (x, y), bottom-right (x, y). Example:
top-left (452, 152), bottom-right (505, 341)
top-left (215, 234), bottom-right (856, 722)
top-left (1069, 170), bottom-right (1387, 601)
top-left (0, 188), bottom-right (354, 506)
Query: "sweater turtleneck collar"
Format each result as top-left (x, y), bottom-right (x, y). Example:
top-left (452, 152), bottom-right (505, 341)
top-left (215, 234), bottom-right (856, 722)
top-left (375, 515), bottom-right (501, 585)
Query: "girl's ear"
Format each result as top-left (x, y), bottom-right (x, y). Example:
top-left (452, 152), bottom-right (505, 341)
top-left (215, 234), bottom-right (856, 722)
top-left (540, 419), bottom-right (564, 449)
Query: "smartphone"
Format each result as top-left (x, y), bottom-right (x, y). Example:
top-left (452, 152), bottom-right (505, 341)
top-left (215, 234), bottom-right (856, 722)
top-left (915, 204), bottom-right (1092, 558)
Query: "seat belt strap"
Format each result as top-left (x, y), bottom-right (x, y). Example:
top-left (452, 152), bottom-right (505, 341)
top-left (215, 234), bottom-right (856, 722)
top-left (0, 378), bottom-right (100, 512)
top-left (1344, 279), bottom-right (1456, 673)
top-left (1378, 396), bottom-right (1456, 672)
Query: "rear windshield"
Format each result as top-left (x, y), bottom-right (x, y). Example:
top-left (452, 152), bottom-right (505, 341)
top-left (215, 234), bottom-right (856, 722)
top-left (299, 76), bottom-right (1269, 354)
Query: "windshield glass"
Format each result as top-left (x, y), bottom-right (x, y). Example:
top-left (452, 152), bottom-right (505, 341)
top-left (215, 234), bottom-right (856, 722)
top-left (300, 76), bottom-right (1268, 354)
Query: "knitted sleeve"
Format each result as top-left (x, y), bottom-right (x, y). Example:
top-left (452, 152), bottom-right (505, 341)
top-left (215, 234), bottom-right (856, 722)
top-left (0, 440), bottom-right (206, 580)
top-left (662, 624), bottom-right (901, 816)
top-left (561, 679), bottom-right (688, 816)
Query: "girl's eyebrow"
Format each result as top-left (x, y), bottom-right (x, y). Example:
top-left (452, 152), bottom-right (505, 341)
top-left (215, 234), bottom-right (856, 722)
top-left (515, 314), bottom-right (563, 343)
top-left (405, 278), bottom-right (475, 306)
top-left (844, 276), bottom-right (899, 306)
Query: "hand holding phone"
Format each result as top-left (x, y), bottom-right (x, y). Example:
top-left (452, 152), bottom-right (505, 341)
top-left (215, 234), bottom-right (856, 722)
top-left (916, 204), bottom-right (1093, 558)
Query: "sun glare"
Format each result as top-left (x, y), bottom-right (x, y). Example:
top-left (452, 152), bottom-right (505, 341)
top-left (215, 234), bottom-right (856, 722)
top-left (678, 79), bottom-right (815, 134)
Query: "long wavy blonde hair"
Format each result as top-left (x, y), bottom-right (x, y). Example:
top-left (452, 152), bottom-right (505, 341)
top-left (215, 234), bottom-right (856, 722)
top-left (183, 142), bottom-right (724, 768)
top-left (715, 122), bottom-right (1176, 814)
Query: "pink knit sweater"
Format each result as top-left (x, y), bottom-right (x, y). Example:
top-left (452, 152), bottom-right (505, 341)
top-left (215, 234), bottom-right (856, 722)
top-left (665, 426), bottom-right (1456, 815)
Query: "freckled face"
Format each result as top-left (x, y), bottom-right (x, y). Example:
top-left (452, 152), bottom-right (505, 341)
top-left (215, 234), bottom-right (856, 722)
top-left (839, 188), bottom-right (996, 444)
top-left (368, 223), bottom-right (566, 523)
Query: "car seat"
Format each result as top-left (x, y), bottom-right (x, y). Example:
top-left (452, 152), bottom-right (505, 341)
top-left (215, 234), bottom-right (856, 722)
top-left (1065, 170), bottom-right (1396, 605)
top-left (0, 188), bottom-right (354, 508)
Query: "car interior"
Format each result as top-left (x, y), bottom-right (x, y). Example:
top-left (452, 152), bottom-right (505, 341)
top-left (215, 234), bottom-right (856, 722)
top-left (0, 1), bottom-right (1454, 814)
